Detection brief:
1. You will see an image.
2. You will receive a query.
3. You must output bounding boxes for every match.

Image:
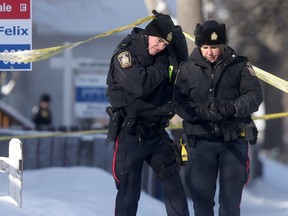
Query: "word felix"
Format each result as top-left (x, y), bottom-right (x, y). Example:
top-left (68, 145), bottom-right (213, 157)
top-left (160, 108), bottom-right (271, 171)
top-left (0, 26), bottom-right (29, 36)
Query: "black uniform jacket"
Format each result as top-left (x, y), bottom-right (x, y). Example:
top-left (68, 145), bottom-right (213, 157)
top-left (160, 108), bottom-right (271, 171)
top-left (173, 46), bottom-right (263, 141)
top-left (106, 27), bottom-right (188, 120)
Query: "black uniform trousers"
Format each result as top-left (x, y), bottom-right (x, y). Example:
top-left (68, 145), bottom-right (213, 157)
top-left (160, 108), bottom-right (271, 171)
top-left (112, 125), bottom-right (189, 216)
top-left (185, 137), bottom-right (249, 216)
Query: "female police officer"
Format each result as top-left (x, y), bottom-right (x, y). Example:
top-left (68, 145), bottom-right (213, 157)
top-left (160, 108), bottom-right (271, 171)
top-left (173, 20), bottom-right (263, 216)
top-left (106, 10), bottom-right (189, 216)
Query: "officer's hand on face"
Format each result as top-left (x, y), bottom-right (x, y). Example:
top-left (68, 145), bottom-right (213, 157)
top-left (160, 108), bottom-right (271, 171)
top-left (152, 9), bottom-right (189, 63)
top-left (154, 53), bottom-right (169, 67)
top-left (210, 99), bottom-right (235, 120)
top-left (152, 53), bottom-right (169, 75)
top-left (138, 54), bottom-right (154, 67)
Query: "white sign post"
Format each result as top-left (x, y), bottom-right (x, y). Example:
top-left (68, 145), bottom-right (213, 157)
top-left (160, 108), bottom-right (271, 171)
top-left (0, 138), bottom-right (23, 207)
top-left (0, 0), bottom-right (32, 71)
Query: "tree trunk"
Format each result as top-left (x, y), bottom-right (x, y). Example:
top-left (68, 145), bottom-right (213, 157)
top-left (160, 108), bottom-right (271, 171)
top-left (176, 0), bottom-right (203, 53)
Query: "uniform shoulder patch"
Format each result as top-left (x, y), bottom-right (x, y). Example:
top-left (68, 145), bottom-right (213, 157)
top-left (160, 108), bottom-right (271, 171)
top-left (117, 51), bottom-right (132, 68)
top-left (246, 62), bottom-right (256, 76)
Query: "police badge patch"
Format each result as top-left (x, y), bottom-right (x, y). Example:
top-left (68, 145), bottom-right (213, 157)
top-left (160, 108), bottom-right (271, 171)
top-left (246, 62), bottom-right (256, 76)
top-left (117, 51), bottom-right (132, 68)
top-left (211, 32), bottom-right (218, 41)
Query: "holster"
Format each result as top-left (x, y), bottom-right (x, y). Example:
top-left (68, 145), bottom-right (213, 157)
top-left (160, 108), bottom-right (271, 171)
top-left (106, 106), bottom-right (124, 142)
top-left (244, 121), bottom-right (258, 145)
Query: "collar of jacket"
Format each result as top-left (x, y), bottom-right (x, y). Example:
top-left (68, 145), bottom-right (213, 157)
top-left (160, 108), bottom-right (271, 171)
top-left (190, 46), bottom-right (239, 69)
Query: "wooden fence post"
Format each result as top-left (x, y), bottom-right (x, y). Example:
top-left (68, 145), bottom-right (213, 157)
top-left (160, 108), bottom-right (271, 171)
top-left (0, 138), bottom-right (23, 207)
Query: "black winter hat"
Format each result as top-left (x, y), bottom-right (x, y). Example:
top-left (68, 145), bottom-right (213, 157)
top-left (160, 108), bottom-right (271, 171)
top-left (40, 93), bottom-right (51, 102)
top-left (194, 20), bottom-right (227, 47)
top-left (144, 16), bottom-right (173, 43)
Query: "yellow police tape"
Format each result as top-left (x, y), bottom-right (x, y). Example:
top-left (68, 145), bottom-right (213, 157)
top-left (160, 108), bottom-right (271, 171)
top-left (0, 15), bottom-right (287, 94)
top-left (0, 16), bottom-right (154, 63)
top-left (0, 112), bottom-right (287, 141)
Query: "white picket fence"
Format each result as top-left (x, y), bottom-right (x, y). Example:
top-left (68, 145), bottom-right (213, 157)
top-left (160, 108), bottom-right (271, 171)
top-left (0, 138), bottom-right (23, 207)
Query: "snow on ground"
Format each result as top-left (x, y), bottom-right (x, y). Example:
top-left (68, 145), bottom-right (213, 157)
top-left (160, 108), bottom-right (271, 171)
top-left (240, 154), bottom-right (288, 216)
top-left (0, 154), bottom-right (288, 216)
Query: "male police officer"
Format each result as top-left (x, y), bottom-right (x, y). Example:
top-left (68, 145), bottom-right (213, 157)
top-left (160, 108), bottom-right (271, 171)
top-left (106, 10), bottom-right (189, 216)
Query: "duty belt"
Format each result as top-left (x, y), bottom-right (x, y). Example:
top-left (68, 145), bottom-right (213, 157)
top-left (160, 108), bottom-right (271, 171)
top-left (198, 129), bottom-right (246, 142)
top-left (137, 118), bottom-right (169, 129)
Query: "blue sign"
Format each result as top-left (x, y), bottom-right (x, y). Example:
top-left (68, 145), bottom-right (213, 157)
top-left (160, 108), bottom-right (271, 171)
top-left (76, 86), bottom-right (108, 103)
top-left (0, 44), bottom-right (31, 70)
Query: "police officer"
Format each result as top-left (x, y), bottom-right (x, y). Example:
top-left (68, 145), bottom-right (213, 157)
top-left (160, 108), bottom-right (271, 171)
top-left (31, 93), bottom-right (52, 129)
top-left (173, 20), bottom-right (263, 216)
top-left (106, 10), bottom-right (189, 216)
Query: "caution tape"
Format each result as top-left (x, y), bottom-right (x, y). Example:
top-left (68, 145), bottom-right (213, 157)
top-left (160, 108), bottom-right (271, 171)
top-left (183, 31), bottom-right (195, 42)
top-left (0, 129), bottom-right (108, 141)
top-left (0, 16), bottom-right (154, 63)
top-left (166, 112), bottom-right (288, 131)
top-left (0, 16), bottom-right (287, 140)
top-left (252, 112), bottom-right (288, 120)
top-left (0, 112), bottom-right (287, 141)
top-left (252, 66), bottom-right (288, 93)
top-left (0, 15), bottom-right (287, 93)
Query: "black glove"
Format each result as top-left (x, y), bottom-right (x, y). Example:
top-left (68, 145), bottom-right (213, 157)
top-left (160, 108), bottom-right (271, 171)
top-left (187, 100), bottom-right (221, 121)
top-left (138, 54), bottom-right (154, 67)
top-left (152, 9), bottom-right (174, 26)
top-left (170, 25), bottom-right (189, 62)
top-left (135, 42), bottom-right (153, 67)
top-left (153, 53), bottom-right (169, 72)
top-left (211, 99), bottom-right (235, 119)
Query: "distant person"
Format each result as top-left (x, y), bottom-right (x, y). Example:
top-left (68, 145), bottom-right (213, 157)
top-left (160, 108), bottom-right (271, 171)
top-left (32, 93), bottom-right (52, 128)
top-left (173, 20), bottom-right (263, 216)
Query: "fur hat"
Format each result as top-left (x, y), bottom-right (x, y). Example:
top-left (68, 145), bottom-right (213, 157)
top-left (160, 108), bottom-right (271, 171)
top-left (144, 16), bottom-right (173, 43)
top-left (194, 20), bottom-right (227, 47)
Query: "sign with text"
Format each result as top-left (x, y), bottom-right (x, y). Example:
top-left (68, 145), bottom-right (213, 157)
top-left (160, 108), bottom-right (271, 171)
top-left (74, 71), bottom-right (109, 118)
top-left (0, 0), bottom-right (32, 71)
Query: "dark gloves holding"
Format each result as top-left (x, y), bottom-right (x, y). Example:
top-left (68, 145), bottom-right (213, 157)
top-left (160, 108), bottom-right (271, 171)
top-left (187, 99), bottom-right (235, 122)
top-left (193, 100), bottom-right (222, 121)
top-left (210, 99), bottom-right (236, 120)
